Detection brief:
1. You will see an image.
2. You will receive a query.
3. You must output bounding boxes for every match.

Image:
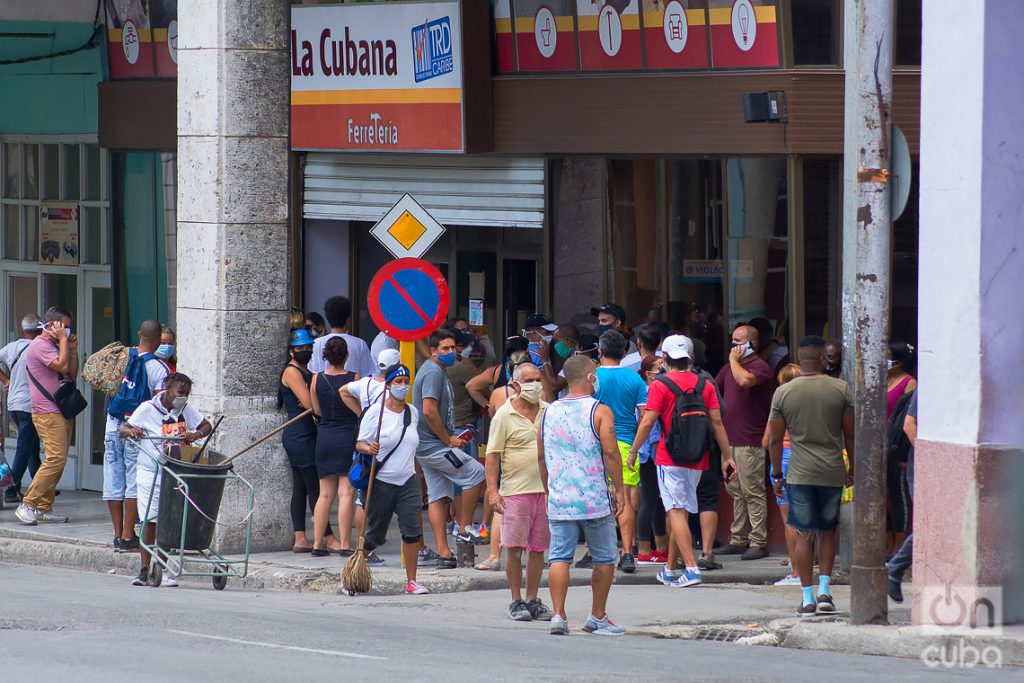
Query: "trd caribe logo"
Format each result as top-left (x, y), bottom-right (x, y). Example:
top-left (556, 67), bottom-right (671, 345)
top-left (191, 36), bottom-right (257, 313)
top-left (411, 17), bottom-right (454, 83)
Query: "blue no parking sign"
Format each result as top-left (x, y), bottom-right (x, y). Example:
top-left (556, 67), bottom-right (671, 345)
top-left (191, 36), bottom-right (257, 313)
top-left (367, 258), bottom-right (450, 342)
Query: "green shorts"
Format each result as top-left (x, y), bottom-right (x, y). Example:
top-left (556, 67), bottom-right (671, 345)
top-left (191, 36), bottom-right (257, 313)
top-left (617, 440), bottom-right (640, 488)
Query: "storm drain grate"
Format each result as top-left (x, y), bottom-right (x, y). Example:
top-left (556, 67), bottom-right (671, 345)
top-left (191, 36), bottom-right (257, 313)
top-left (692, 628), bottom-right (745, 643)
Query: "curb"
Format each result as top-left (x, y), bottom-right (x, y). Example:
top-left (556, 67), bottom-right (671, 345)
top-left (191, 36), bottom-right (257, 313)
top-left (0, 531), bottom-right (807, 595)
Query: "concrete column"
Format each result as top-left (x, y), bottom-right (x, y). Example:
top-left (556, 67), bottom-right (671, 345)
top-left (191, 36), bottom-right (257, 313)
top-left (176, 0), bottom-right (293, 552)
top-left (550, 158), bottom-right (609, 323)
top-left (916, 0), bottom-right (1024, 624)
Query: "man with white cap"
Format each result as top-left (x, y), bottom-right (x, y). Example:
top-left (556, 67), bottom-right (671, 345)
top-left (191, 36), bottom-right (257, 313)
top-left (341, 348), bottom-right (402, 413)
top-left (629, 335), bottom-right (733, 588)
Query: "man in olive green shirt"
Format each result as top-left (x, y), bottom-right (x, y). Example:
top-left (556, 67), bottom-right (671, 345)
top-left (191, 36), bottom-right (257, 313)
top-left (768, 335), bottom-right (854, 617)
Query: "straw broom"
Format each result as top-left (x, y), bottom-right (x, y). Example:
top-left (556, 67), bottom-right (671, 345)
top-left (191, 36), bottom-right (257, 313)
top-left (342, 389), bottom-right (388, 594)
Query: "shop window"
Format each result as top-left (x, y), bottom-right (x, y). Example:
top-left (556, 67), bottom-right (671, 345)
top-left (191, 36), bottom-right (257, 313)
top-left (790, 0), bottom-right (839, 66)
top-left (609, 159), bottom-right (662, 326)
top-left (802, 158), bottom-right (841, 339)
top-left (0, 141), bottom-right (109, 264)
top-left (112, 152), bottom-right (173, 337)
top-left (895, 0), bottom-right (921, 66)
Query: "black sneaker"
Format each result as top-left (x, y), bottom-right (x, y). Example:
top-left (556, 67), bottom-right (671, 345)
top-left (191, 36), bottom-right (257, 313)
top-left (132, 569), bottom-right (149, 587)
top-left (887, 577), bottom-right (904, 603)
top-left (817, 593), bottom-right (836, 613)
top-left (508, 599), bottom-right (533, 621)
top-left (113, 537), bottom-right (124, 553)
top-left (122, 537), bottom-right (140, 551)
top-left (797, 602), bottom-right (817, 617)
top-left (526, 598), bottom-right (554, 621)
top-left (436, 554), bottom-right (457, 569)
top-left (574, 552), bottom-right (593, 569)
top-left (618, 553), bottom-right (637, 574)
top-left (697, 554), bottom-right (723, 570)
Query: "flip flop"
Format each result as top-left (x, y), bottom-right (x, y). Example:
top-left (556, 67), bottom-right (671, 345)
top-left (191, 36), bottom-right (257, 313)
top-left (475, 561), bottom-right (500, 571)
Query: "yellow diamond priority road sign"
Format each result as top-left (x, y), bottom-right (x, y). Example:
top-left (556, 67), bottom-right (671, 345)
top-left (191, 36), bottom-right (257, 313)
top-left (370, 194), bottom-right (446, 260)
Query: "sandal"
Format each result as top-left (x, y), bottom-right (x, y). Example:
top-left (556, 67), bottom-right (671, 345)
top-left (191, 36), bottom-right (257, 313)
top-left (292, 545), bottom-right (313, 553)
top-left (475, 560), bottom-right (500, 571)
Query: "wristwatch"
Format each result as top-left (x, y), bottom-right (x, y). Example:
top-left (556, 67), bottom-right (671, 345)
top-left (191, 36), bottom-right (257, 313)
top-left (770, 471), bottom-right (785, 481)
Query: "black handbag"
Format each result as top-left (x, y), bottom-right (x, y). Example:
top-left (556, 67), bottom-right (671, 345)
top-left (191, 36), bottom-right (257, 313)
top-left (27, 367), bottom-right (89, 419)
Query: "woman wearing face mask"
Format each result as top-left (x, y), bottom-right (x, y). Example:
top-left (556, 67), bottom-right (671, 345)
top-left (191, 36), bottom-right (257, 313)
top-left (157, 326), bottom-right (177, 373)
top-left (885, 341), bottom-right (917, 556)
top-left (466, 336), bottom-right (529, 418)
top-left (305, 312), bottom-right (326, 340)
top-left (278, 329), bottom-right (342, 553)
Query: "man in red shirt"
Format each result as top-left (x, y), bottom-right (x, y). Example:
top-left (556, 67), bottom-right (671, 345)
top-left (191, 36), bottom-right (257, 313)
top-left (630, 335), bottom-right (732, 588)
top-left (715, 324), bottom-right (776, 560)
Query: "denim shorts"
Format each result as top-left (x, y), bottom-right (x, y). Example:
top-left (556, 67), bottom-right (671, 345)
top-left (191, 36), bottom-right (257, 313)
top-left (547, 514), bottom-right (618, 565)
top-left (774, 448), bottom-right (791, 506)
top-left (103, 430), bottom-right (139, 501)
top-left (786, 484), bottom-right (843, 532)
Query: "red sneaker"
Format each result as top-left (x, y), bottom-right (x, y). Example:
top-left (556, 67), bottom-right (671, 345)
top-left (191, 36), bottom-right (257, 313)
top-left (636, 552), bottom-right (662, 565)
top-left (653, 550), bottom-right (669, 564)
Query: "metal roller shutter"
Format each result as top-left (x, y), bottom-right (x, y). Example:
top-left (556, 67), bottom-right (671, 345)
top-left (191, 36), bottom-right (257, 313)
top-left (302, 153), bottom-right (545, 228)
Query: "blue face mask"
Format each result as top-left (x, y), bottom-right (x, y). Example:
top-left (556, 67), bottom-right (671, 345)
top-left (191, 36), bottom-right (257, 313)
top-left (595, 324), bottom-right (613, 337)
top-left (156, 344), bottom-right (175, 359)
top-left (527, 343), bottom-right (544, 368)
top-left (590, 373), bottom-right (601, 395)
top-left (438, 352), bottom-right (457, 367)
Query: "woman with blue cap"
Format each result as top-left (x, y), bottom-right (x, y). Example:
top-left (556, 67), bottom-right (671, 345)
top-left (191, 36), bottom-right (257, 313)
top-left (278, 328), bottom-right (341, 553)
top-left (355, 363), bottom-right (429, 595)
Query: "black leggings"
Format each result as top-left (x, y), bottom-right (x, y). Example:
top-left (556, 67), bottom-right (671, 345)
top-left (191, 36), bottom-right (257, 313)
top-left (886, 457), bottom-right (912, 534)
top-left (637, 458), bottom-right (667, 543)
top-left (291, 466), bottom-right (334, 537)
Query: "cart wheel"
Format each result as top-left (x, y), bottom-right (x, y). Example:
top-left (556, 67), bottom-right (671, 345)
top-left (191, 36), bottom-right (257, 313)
top-left (149, 563), bottom-right (163, 588)
top-left (212, 565), bottom-right (228, 591)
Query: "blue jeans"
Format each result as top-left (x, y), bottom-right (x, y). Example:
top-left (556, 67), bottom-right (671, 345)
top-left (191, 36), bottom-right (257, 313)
top-left (548, 515), bottom-right (618, 565)
top-left (5, 410), bottom-right (40, 498)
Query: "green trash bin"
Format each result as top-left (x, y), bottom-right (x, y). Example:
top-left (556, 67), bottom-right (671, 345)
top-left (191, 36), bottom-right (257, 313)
top-left (156, 450), bottom-right (233, 551)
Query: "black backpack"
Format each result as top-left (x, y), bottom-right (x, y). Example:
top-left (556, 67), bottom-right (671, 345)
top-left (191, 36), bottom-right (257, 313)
top-left (656, 374), bottom-right (712, 466)
top-left (887, 390), bottom-right (915, 464)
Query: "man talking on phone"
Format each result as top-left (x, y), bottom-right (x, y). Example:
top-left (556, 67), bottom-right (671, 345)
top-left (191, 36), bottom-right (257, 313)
top-left (630, 335), bottom-right (733, 588)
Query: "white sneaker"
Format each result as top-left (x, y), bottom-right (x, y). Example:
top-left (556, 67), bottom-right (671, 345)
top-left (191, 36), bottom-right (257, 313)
top-left (774, 575), bottom-right (802, 586)
top-left (162, 574), bottom-right (179, 588)
top-left (15, 504), bottom-right (39, 525)
top-left (36, 509), bottom-right (69, 523)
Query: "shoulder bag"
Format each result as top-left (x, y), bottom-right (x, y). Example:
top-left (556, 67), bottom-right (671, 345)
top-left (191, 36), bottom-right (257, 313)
top-left (27, 366), bottom-right (88, 420)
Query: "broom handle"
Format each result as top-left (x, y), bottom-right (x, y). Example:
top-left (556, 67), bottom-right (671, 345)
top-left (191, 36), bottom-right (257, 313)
top-left (356, 390), bottom-right (389, 552)
top-left (222, 409), bottom-right (313, 466)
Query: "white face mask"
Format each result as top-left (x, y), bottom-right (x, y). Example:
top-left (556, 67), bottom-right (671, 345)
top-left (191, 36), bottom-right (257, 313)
top-left (389, 384), bottom-right (410, 401)
top-left (541, 335), bottom-right (553, 344)
top-left (886, 360), bottom-right (896, 371)
top-left (171, 396), bottom-right (188, 411)
top-left (517, 381), bottom-right (543, 404)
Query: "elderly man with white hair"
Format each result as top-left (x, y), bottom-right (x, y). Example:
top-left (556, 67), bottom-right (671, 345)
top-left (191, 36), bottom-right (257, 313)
top-left (0, 313), bottom-right (42, 503)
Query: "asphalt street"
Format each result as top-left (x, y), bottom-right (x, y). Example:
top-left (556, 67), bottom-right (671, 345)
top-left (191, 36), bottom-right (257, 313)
top-left (0, 564), bottom-right (1017, 682)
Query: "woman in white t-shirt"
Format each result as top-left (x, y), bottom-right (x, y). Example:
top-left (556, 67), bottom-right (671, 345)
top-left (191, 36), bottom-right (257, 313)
top-left (354, 364), bottom-right (427, 595)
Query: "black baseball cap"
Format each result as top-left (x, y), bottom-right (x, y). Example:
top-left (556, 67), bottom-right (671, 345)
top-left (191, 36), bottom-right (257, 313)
top-left (523, 313), bottom-right (558, 331)
top-left (590, 303), bottom-right (626, 322)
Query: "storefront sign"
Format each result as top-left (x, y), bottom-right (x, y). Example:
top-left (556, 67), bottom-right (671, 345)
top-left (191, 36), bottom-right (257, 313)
top-left (492, 0), bottom-right (517, 73)
top-left (682, 259), bottom-right (753, 283)
top-left (708, 0), bottom-right (778, 68)
top-left (38, 203), bottom-right (80, 266)
top-left (104, 0), bottom-right (177, 78)
top-left (370, 194), bottom-right (447, 260)
top-left (291, 2), bottom-right (465, 152)
top-left (642, 0), bottom-right (709, 68)
top-left (515, 0), bottom-right (577, 71)
top-left (578, 0), bottom-right (643, 71)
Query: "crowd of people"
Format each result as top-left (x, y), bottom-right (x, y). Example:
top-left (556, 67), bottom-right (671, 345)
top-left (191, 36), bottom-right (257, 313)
top-left (276, 295), bottom-right (918, 631)
top-left (0, 295), bottom-right (919, 619)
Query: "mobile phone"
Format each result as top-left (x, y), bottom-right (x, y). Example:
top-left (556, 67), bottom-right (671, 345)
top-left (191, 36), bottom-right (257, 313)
top-left (725, 462), bottom-right (737, 484)
top-left (456, 428), bottom-right (474, 442)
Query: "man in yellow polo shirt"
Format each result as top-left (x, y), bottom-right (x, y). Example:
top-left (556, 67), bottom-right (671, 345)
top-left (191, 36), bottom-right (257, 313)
top-left (485, 363), bottom-right (553, 623)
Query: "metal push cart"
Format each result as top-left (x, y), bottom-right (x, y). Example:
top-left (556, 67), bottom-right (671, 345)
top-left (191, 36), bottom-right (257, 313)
top-left (130, 435), bottom-right (255, 590)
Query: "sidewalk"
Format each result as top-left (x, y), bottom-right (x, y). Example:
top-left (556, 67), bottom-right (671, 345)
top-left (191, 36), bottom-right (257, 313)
top-left (1, 491), bottom-right (805, 594)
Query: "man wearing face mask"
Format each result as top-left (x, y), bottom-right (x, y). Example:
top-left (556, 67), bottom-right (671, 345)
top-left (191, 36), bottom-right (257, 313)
top-left (824, 341), bottom-right (842, 379)
top-left (120, 373), bottom-right (212, 586)
top-left (715, 324), bottom-right (776, 561)
top-left (412, 329), bottom-right (487, 567)
top-left (486, 363), bottom-right (553, 622)
top-left (102, 319), bottom-right (168, 553)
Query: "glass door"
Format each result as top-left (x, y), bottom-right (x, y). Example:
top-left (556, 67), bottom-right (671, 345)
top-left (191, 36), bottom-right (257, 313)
top-left (80, 270), bottom-right (113, 491)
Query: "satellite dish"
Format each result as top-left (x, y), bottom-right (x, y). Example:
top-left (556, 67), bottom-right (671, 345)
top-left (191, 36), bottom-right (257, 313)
top-left (891, 125), bottom-right (912, 221)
